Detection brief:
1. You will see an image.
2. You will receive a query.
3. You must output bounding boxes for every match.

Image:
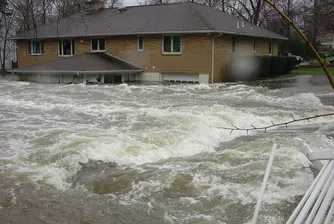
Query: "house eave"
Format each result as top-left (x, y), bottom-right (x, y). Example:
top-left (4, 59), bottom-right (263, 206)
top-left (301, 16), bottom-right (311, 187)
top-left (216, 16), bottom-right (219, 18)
top-left (9, 69), bottom-right (143, 74)
top-left (9, 30), bottom-right (287, 40)
top-left (215, 30), bottom-right (288, 40)
top-left (9, 30), bottom-right (216, 40)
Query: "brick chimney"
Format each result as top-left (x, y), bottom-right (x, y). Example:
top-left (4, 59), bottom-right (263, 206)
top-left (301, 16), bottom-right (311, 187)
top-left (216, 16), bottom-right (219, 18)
top-left (85, 0), bottom-right (104, 14)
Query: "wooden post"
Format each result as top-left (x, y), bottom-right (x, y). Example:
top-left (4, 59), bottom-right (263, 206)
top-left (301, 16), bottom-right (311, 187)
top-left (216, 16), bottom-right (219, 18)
top-left (263, 0), bottom-right (334, 90)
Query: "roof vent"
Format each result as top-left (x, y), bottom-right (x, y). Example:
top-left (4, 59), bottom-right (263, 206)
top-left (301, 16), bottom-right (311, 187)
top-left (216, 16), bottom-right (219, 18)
top-left (85, 0), bottom-right (104, 14)
top-left (117, 6), bottom-right (127, 13)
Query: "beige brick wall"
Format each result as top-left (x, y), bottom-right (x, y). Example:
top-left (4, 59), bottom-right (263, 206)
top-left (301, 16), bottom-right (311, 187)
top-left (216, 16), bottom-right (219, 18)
top-left (75, 39), bottom-right (91, 54)
top-left (17, 34), bottom-right (278, 83)
top-left (17, 39), bottom-right (92, 68)
top-left (17, 35), bottom-right (212, 77)
top-left (106, 35), bottom-right (211, 75)
top-left (17, 40), bottom-right (58, 67)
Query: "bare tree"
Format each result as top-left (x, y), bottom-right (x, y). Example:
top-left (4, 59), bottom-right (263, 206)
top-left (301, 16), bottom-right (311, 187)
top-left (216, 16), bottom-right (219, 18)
top-left (298, 0), bottom-right (334, 44)
top-left (0, 0), bottom-right (7, 12)
top-left (0, 0), bottom-right (16, 73)
top-left (224, 0), bottom-right (264, 25)
top-left (318, 0), bottom-right (334, 33)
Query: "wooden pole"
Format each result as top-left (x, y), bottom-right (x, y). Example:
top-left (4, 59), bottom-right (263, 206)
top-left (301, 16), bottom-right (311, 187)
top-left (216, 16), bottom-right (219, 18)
top-left (263, 0), bottom-right (334, 90)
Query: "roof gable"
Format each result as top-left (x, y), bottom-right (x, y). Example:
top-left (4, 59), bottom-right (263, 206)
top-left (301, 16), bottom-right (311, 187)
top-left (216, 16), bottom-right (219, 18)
top-left (12, 2), bottom-right (287, 40)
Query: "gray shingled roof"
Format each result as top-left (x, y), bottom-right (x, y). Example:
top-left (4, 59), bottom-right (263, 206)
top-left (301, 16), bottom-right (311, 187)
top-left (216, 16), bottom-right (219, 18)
top-left (11, 2), bottom-right (287, 40)
top-left (10, 53), bottom-right (143, 73)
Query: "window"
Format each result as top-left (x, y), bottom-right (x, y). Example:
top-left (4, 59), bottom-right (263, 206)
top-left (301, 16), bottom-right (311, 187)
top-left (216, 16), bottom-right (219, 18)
top-left (163, 36), bottom-right (181, 54)
top-left (91, 38), bottom-right (106, 52)
top-left (59, 40), bottom-right (75, 56)
top-left (138, 36), bottom-right (143, 51)
top-left (253, 39), bottom-right (256, 52)
top-left (269, 41), bottom-right (272, 55)
top-left (232, 37), bottom-right (238, 53)
top-left (27, 41), bottom-right (44, 55)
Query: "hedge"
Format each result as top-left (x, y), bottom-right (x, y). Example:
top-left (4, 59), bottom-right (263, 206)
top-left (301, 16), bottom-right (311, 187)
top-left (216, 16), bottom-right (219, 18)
top-left (227, 56), bottom-right (297, 81)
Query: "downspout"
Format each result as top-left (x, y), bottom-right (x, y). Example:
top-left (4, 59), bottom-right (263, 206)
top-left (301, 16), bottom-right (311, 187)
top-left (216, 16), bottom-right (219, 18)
top-left (211, 33), bottom-right (222, 84)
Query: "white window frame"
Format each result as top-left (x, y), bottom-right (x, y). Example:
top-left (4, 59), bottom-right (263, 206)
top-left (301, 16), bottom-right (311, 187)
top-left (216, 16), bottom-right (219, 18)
top-left (253, 39), bottom-right (257, 52)
top-left (232, 37), bottom-right (238, 53)
top-left (269, 41), bottom-right (273, 55)
top-left (91, 38), bottom-right (106, 52)
top-left (162, 35), bottom-right (182, 55)
top-left (27, 40), bottom-right (44, 55)
top-left (137, 36), bottom-right (144, 51)
top-left (58, 39), bottom-right (75, 57)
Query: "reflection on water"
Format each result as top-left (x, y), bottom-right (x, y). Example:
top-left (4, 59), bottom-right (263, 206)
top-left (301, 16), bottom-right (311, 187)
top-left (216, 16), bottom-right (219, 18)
top-left (0, 75), bottom-right (333, 224)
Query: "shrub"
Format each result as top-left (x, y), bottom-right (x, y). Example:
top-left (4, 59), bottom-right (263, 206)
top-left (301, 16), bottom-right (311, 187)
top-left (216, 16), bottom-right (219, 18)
top-left (280, 36), bottom-right (307, 58)
top-left (271, 56), bottom-right (287, 75)
top-left (258, 56), bottom-right (272, 78)
top-left (284, 57), bottom-right (298, 73)
top-left (227, 56), bottom-right (297, 81)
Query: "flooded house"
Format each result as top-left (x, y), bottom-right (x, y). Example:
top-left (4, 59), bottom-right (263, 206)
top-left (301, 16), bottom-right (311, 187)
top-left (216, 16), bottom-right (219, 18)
top-left (9, 0), bottom-right (286, 84)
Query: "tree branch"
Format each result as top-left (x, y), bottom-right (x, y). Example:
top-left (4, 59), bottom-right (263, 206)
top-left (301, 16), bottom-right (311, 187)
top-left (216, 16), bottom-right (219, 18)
top-left (211, 112), bottom-right (334, 135)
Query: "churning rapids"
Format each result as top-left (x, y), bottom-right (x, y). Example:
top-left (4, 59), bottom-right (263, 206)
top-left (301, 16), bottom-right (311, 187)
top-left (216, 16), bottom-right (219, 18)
top-left (0, 75), bottom-right (334, 224)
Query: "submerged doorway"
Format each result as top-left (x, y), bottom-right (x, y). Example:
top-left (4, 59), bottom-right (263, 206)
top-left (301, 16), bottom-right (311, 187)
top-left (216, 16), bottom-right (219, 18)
top-left (114, 75), bottom-right (122, 83)
top-left (104, 75), bottom-right (122, 83)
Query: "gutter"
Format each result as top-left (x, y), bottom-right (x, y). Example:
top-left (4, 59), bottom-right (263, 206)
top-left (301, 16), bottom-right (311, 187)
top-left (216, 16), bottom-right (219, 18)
top-left (9, 69), bottom-right (143, 74)
top-left (211, 33), bottom-right (222, 84)
top-left (9, 30), bottom-right (217, 40)
top-left (9, 30), bottom-right (288, 41)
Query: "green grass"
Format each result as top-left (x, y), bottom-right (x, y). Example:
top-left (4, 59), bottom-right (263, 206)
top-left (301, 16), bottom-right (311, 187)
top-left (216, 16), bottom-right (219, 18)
top-left (312, 56), bottom-right (334, 63)
top-left (276, 67), bottom-right (334, 79)
top-left (0, 200), bottom-right (12, 208)
top-left (291, 67), bottom-right (334, 75)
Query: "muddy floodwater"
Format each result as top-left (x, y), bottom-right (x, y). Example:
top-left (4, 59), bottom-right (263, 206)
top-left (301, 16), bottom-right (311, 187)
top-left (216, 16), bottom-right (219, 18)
top-left (0, 75), bottom-right (333, 224)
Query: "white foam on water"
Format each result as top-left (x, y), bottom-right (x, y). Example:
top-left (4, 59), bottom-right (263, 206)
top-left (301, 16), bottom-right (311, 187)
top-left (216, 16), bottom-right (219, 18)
top-left (2, 83), bottom-right (332, 191)
top-left (222, 85), bottom-right (333, 111)
top-left (180, 197), bottom-right (200, 204)
top-left (164, 212), bottom-right (221, 224)
top-left (1, 81), bottom-right (334, 223)
top-left (4, 81), bottom-right (31, 87)
top-left (318, 121), bottom-right (334, 135)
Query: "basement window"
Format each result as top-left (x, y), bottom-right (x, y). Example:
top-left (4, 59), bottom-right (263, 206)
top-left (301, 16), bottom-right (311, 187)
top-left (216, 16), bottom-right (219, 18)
top-left (163, 36), bottom-right (181, 54)
top-left (59, 40), bottom-right (75, 56)
top-left (269, 41), bottom-right (273, 55)
top-left (91, 38), bottom-right (106, 52)
top-left (253, 39), bottom-right (257, 52)
top-left (27, 40), bottom-right (44, 55)
top-left (232, 37), bottom-right (238, 53)
top-left (138, 36), bottom-right (143, 51)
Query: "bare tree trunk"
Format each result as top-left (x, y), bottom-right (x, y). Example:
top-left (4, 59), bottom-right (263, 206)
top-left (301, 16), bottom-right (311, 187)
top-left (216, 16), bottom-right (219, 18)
top-left (312, 0), bottom-right (319, 44)
top-left (42, 0), bottom-right (46, 24)
top-left (1, 39), bottom-right (7, 73)
top-left (252, 0), bottom-right (262, 25)
top-left (286, 0), bottom-right (291, 37)
top-left (1, 14), bottom-right (9, 74)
